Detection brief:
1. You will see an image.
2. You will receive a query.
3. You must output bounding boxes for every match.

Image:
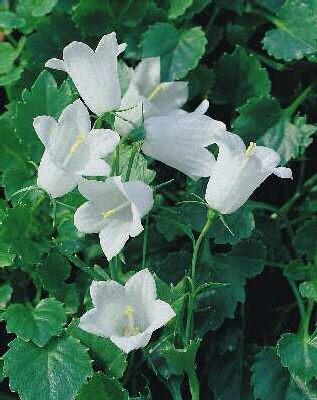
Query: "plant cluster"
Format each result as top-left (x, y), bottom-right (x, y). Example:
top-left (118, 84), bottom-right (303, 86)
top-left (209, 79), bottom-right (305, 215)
top-left (1, 1), bottom-right (317, 400)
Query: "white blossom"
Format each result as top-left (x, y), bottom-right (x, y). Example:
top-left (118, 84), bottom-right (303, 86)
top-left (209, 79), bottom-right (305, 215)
top-left (74, 177), bottom-right (153, 260)
top-left (115, 57), bottom-right (188, 135)
top-left (79, 269), bottom-right (175, 353)
top-left (142, 100), bottom-right (226, 178)
top-left (34, 99), bottom-right (119, 198)
top-left (205, 131), bottom-right (293, 214)
top-left (45, 32), bottom-right (126, 115)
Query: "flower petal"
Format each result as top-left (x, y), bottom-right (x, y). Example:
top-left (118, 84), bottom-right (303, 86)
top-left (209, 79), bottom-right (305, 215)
top-left (79, 308), bottom-right (117, 337)
top-left (90, 280), bottom-right (126, 308)
top-left (99, 207), bottom-right (132, 260)
top-left (142, 138), bottom-right (216, 177)
top-left (37, 150), bottom-right (78, 198)
top-left (74, 202), bottom-right (107, 233)
top-left (150, 299), bottom-right (176, 330)
top-left (110, 330), bottom-right (152, 353)
top-left (82, 159), bottom-right (110, 176)
top-left (274, 166), bottom-right (293, 179)
top-left (133, 57), bottom-right (160, 97)
top-left (125, 269), bottom-right (156, 305)
top-left (88, 129), bottom-right (119, 158)
top-left (146, 81), bottom-right (188, 118)
top-left (45, 57), bottom-right (67, 71)
top-left (194, 99), bottom-right (210, 115)
top-left (123, 181), bottom-right (154, 218)
top-left (33, 116), bottom-right (58, 147)
top-left (49, 99), bottom-right (91, 172)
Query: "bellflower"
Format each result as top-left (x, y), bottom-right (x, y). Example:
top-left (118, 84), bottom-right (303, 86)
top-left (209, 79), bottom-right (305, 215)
top-left (79, 269), bottom-right (175, 353)
top-left (34, 99), bottom-right (119, 198)
top-left (115, 57), bottom-right (188, 135)
top-left (142, 100), bottom-right (226, 178)
top-left (74, 177), bottom-right (153, 260)
top-left (205, 131), bottom-right (293, 214)
top-left (45, 32), bottom-right (126, 115)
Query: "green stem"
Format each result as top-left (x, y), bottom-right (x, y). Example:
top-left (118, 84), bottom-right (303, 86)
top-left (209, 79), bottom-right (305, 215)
top-left (287, 278), bottom-right (305, 321)
top-left (185, 209), bottom-right (217, 344)
top-left (302, 299), bottom-right (314, 340)
top-left (125, 142), bottom-right (140, 181)
top-left (284, 84), bottom-right (315, 120)
top-left (142, 215), bottom-right (149, 269)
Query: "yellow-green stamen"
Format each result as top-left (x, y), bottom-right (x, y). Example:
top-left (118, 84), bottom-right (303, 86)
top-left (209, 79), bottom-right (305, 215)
top-left (123, 305), bottom-right (140, 336)
top-left (69, 133), bottom-right (86, 154)
top-left (148, 84), bottom-right (162, 100)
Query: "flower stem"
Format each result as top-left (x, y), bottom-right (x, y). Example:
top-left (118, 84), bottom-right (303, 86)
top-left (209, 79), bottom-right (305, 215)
top-left (284, 84), bottom-right (315, 120)
top-left (125, 142), bottom-right (140, 181)
top-left (302, 299), bottom-right (314, 340)
top-left (185, 209), bottom-right (217, 344)
top-left (142, 215), bottom-right (149, 268)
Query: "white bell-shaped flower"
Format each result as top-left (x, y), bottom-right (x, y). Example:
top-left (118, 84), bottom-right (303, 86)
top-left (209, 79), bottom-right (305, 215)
top-left (205, 131), bottom-right (293, 214)
top-left (142, 100), bottom-right (226, 178)
top-left (74, 177), bottom-right (153, 260)
top-left (34, 99), bottom-right (119, 198)
top-left (45, 32), bottom-right (126, 115)
top-left (79, 269), bottom-right (175, 353)
top-left (115, 57), bottom-right (188, 135)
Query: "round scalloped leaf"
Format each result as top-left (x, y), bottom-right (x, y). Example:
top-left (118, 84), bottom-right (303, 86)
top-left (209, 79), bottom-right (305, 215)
top-left (77, 373), bottom-right (129, 400)
top-left (3, 337), bottom-right (93, 400)
top-left (262, 1), bottom-right (317, 61)
top-left (212, 46), bottom-right (271, 108)
top-left (141, 22), bottom-right (207, 80)
top-left (3, 298), bottom-right (67, 347)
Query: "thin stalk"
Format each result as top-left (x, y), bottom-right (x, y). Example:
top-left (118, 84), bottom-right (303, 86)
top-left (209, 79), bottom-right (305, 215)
top-left (287, 278), bottom-right (305, 321)
top-left (284, 84), bottom-right (315, 120)
top-left (142, 215), bottom-right (149, 268)
top-left (185, 209), bottom-right (217, 344)
top-left (125, 142), bottom-right (140, 181)
top-left (302, 299), bottom-right (314, 340)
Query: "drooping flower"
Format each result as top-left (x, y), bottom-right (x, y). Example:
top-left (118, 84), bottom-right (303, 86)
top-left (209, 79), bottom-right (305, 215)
top-left (45, 32), bottom-right (126, 115)
top-left (115, 57), bottom-right (188, 135)
top-left (34, 99), bottom-right (119, 198)
top-left (142, 100), bottom-right (226, 179)
top-left (74, 177), bottom-right (153, 260)
top-left (79, 269), bottom-right (175, 353)
top-left (205, 131), bottom-right (293, 214)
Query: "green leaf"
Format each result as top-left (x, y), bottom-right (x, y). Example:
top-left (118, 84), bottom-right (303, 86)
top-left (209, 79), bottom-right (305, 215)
top-left (278, 333), bottom-right (317, 380)
top-left (163, 339), bottom-right (201, 400)
top-left (3, 337), bottom-right (92, 400)
top-left (232, 97), bottom-right (283, 143)
top-left (293, 219), bottom-right (317, 259)
top-left (262, 1), bottom-right (317, 61)
top-left (0, 41), bottom-right (24, 74)
top-left (37, 251), bottom-right (71, 292)
top-left (197, 239), bottom-right (267, 333)
top-left (209, 207), bottom-right (255, 245)
top-left (3, 298), bottom-right (67, 347)
top-left (233, 97), bottom-right (316, 164)
top-left (168, 0), bottom-right (193, 19)
top-left (0, 11), bottom-right (25, 29)
top-left (251, 347), bottom-right (317, 400)
top-left (72, 0), bottom-right (148, 37)
top-left (212, 46), bottom-right (271, 108)
top-left (141, 23), bottom-right (207, 80)
top-left (0, 283), bottom-right (13, 309)
top-left (155, 208), bottom-right (194, 242)
top-left (26, 12), bottom-right (79, 66)
top-left (155, 251), bottom-right (191, 284)
top-left (299, 281), bottom-right (317, 300)
top-left (283, 260), bottom-right (311, 281)
top-left (117, 144), bottom-right (156, 184)
top-left (77, 372), bottom-right (129, 400)
top-left (68, 319), bottom-right (127, 379)
top-left (14, 71), bottom-right (76, 163)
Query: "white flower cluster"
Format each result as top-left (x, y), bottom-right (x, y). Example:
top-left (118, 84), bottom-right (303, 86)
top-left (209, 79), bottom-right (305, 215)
top-left (33, 32), bottom-right (293, 352)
